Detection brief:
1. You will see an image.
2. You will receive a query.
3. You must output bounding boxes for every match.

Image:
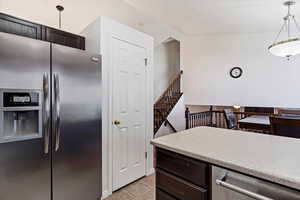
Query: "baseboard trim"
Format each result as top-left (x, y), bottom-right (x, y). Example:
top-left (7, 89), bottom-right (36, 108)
top-left (146, 168), bottom-right (155, 176)
top-left (101, 190), bottom-right (111, 200)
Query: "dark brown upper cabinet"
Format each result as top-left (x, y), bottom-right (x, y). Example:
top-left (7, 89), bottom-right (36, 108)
top-left (42, 26), bottom-right (85, 50)
top-left (0, 13), bottom-right (85, 50)
top-left (0, 13), bottom-right (42, 40)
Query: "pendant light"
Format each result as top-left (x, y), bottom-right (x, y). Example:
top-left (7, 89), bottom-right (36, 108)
top-left (268, 1), bottom-right (300, 59)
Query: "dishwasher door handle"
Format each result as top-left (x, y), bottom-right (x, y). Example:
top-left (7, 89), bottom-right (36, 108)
top-left (216, 178), bottom-right (274, 200)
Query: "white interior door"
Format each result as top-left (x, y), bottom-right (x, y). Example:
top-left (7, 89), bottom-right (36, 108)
top-left (112, 37), bottom-right (147, 191)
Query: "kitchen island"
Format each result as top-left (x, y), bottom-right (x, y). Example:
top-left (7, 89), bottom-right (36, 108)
top-left (151, 126), bottom-right (300, 200)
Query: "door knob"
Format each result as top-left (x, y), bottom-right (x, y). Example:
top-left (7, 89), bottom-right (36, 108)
top-left (114, 120), bottom-right (121, 125)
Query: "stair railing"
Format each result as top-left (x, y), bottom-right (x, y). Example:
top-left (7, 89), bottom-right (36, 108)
top-left (185, 108), bottom-right (272, 129)
top-left (154, 70), bottom-right (183, 135)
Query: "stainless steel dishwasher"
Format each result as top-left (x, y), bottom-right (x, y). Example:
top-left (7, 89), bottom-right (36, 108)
top-left (212, 166), bottom-right (300, 200)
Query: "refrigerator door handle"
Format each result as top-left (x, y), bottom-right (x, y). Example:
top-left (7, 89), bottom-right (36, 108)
top-left (54, 73), bottom-right (61, 152)
top-left (43, 73), bottom-right (51, 154)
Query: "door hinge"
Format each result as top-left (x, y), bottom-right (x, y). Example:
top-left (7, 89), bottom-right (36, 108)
top-left (144, 58), bottom-right (148, 66)
top-left (145, 152), bottom-right (148, 159)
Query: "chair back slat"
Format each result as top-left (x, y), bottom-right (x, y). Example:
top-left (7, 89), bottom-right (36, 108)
top-left (224, 109), bottom-right (237, 129)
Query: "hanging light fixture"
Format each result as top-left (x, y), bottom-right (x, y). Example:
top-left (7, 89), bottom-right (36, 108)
top-left (268, 1), bottom-right (300, 59)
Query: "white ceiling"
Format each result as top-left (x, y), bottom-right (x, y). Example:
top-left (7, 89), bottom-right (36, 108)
top-left (123, 0), bottom-right (300, 36)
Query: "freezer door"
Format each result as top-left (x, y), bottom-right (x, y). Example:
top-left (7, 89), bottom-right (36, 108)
top-left (51, 44), bottom-right (102, 200)
top-left (0, 32), bottom-right (51, 200)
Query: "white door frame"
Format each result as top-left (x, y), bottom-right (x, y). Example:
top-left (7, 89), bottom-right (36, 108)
top-left (100, 17), bottom-right (154, 198)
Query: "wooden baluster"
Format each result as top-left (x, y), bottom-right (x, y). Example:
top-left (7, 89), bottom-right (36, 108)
top-left (200, 114), bottom-right (202, 126)
top-left (193, 115), bottom-right (195, 128)
top-left (222, 113), bottom-right (225, 128)
top-left (220, 113), bottom-right (222, 128)
top-left (219, 113), bottom-right (222, 128)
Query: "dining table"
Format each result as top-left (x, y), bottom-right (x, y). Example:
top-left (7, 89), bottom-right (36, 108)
top-left (238, 115), bottom-right (271, 132)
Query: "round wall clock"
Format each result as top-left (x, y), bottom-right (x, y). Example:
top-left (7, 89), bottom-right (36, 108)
top-left (230, 67), bottom-right (243, 79)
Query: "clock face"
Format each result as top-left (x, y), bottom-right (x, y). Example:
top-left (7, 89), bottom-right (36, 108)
top-left (230, 67), bottom-right (243, 79)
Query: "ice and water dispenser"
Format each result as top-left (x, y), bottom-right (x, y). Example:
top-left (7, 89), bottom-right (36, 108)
top-left (0, 89), bottom-right (42, 143)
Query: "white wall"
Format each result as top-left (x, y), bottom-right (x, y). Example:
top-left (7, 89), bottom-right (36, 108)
top-left (182, 33), bottom-right (300, 108)
top-left (154, 40), bottom-right (181, 100)
top-left (155, 96), bottom-right (186, 138)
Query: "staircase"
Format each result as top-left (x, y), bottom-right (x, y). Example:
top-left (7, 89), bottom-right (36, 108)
top-left (154, 71), bottom-right (183, 135)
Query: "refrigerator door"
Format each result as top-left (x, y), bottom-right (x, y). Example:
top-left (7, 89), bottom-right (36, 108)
top-left (51, 44), bottom-right (102, 200)
top-left (0, 32), bottom-right (51, 200)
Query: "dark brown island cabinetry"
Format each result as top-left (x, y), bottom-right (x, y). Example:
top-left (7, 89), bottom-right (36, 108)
top-left (156, 148), bottom-right (210, 200)
top-left (0, 13), bottom-right (85, 50)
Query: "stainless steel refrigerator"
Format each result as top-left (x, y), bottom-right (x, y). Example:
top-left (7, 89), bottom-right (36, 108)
top-left (0, 32), bottom-right (102, 200)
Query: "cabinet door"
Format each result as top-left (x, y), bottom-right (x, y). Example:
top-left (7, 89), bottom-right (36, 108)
top-left (43, 27), bottom-right (85, 50)
top-left (0, 13), bottom-right (42, 40)
top-left (156, 169), bottom-right (208, 200)
top-left (157, 148), bottom-right (209, 188)
top-left (156, 189), bottom-right (177, 200)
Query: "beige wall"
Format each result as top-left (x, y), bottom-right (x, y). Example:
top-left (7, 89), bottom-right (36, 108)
top-left (154, 40), bottom-right (180, 100)
top-left (0, 0), bottom-right (183, 45)
top-left (1, 0), bottom-right (183, 103)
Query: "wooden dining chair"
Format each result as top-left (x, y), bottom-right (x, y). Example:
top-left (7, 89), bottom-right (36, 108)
top-left (270, 116), bottom-right (300, 139)
top-left (224, 109), bottom-right (238, 129)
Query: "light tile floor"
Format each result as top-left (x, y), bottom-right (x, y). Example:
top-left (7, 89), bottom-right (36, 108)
top-left (105, 175), bottom-right (155, 200)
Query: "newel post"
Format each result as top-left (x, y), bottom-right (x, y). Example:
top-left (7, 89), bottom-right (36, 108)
top-left (185, 107), bottom-right (190, 129)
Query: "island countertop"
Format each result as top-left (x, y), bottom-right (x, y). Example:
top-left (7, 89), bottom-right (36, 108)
top-left (151, 126), bottom-right (300, 191)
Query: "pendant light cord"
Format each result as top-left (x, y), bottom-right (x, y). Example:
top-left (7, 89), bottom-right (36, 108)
top-left (274, 21), bottom-right (287, 43)
top-left (274, 2), bottom-right (300, 43)
top-left (287, 4), bottom-right (291, 39)
top-left (292, 16), bottom-right (300, 33)
top-left (59, 11), bottom-right (61, 29)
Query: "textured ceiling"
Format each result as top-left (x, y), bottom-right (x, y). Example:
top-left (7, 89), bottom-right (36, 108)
top-left (123, 0), bottom-right (300, 35)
